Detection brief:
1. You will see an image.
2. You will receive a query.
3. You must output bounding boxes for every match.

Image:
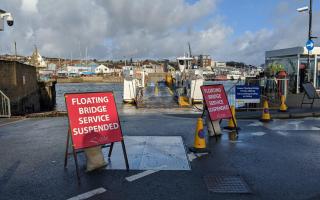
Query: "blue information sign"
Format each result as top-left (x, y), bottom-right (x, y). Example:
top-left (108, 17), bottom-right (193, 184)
top-left (235, 85), bottom-right (260, 104)
top-left (306, 40), bottom-right (314, 51)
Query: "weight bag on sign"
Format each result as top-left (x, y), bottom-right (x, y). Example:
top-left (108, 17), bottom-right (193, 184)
top-left (84, 145), bottom-right (107, 172)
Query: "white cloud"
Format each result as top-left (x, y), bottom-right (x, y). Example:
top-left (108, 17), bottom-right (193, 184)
top-left (21, 0), bottom-right (38, 13)
top-left (0, 0), bottom-right (319, 65)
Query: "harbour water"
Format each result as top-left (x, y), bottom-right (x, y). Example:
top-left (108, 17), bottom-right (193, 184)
top-left (55, 82), bottom-right (124, 111)
top-left (55, 81), bottom-right (243, 111)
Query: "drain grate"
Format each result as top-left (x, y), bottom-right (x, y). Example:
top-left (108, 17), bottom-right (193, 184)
top-left (204, 175), bottom-right (251, 193)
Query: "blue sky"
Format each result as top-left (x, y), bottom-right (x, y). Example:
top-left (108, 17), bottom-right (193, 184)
top-left (220, 0), bottom-right (320, 38)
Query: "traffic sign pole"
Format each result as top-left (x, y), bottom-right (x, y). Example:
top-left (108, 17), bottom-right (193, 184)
top-left (306, 39), bottom-right (314, 83)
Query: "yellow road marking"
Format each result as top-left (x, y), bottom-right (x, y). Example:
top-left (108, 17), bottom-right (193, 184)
top-left (167, 87), bottom-right (174, 95)
top-left (154, 84), bottom-right (159, 96)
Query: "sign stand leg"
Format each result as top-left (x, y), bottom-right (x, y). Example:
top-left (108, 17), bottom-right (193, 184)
top-left (121, 140), bottom-right (130, 171)
top-left (64, 130), bottom-right (70, 168)
top-left (232, 117), bottom-right (239, 135)
top-left (209, 120), bottom-right (219, 142)
top-left (108, 142), bottom-right (114, 158)
top-left (206, 108), bottom-right (219, 142)
top-left (72, 146), bottom-right (81, 184)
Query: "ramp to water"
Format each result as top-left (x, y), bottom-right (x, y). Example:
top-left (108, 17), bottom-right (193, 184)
top-left (137, 81), bottom-right (178, 108)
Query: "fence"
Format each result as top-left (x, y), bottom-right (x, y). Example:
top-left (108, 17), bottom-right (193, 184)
top-left (0, 90), bottom-right (11, 117)
top-left (245, 77), bottom-right (289, 103)
top-left (206, 77), bottom-right (289, 109)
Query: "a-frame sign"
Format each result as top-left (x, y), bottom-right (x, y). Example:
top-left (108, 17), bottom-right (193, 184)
top-left (64, 91), bottom-right (129, 183)
top-left (200, 84), bottom-right (239, 136)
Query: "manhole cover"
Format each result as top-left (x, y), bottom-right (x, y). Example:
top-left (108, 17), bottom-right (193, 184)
top-left (204, 175), bottom-right (251, 193)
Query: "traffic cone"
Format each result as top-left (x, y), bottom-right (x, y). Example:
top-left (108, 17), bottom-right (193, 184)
top-left (260, 100), bottom-right (272, 122)
top-left (224, 105), bottom-right (239, 130)
top-left (189, 118), bottom-right (209, 153)
top-left (279, 95), bottom-right (288, 112)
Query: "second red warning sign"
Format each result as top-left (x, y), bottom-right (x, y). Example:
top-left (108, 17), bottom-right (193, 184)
top-left (201, 84), bottom-right (232, 121)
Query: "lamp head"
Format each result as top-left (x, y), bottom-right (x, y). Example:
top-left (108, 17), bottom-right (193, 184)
top-left (297, 6), bottom-right (309, 12)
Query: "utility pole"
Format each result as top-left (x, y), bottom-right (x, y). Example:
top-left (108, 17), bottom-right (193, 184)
top-left (14, 41), bottom-right (17, 60)
top-left (308, 0), bottom-right (312, 41)
top-left (307, 0), bottom-right (312, 82)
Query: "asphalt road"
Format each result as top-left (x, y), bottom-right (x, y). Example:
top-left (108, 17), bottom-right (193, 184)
top-left (1, 114), bottom-right (320, 200)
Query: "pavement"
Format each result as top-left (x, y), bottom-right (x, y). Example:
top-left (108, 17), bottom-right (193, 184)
top-left (1, 91), bottom-right (320, 200)
top-left (1, 109), bottom-right (320, 200)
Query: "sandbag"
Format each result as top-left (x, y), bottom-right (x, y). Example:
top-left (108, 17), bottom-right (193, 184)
top-left (84, 145), bottom-right (107, 172)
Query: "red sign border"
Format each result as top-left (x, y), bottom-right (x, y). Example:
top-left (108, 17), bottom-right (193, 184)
top-left (64, 91), bottom-right (124, 150)
top-left (200, 84), bottom-right (233, 121)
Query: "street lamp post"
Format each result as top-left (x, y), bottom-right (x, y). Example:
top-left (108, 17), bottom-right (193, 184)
top-left (297, 0), bottom-right (316, 85)
top-left (307, 0), bottom-right (312, 83)
top-left (308, 0), bottom-right (312, 42)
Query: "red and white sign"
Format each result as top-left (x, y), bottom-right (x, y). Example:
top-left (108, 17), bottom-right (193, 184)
top-left (65, 92), bottom-right (123, 150)
top-left (201, 84), bottom-right (232, 121)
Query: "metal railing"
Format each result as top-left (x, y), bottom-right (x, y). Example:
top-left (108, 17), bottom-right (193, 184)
top-left (246, 77), bottom-right (289, 101)
top-left (0, 90), bottom-right (11, 117)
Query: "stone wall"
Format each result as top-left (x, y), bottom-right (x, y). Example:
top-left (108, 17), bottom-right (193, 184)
top-left (0, 60), bottom-right (56, 115)
top-left (38, 80), bottom-right (56, 111)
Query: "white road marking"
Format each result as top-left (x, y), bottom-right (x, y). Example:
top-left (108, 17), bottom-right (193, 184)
top-left (187, 152), bottom-right (209, 162)
top-left (277, 131), bottom-right (289, 136)
top-left (251, 132), bottom-right (266, 136)
top-left (247, 121), bottom-right (264, 127)
top-left (311, 126), bottom-right (320, 130)
top-left (287, 121), bottom-right (303, 125)
top-left (229, 140), bottom-right (243, 143)
top-left (126, 170), bottom-right (160, 182)
top-left (187, 152), bottom-right (197, 162)
top-left (126, 165), bottom-right (166, 182)
top-left (0, 118), bottom-right (28, 127)
top-left (66, 187), bottom-right (106, 200)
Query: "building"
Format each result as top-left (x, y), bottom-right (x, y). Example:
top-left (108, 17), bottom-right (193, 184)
top-left (67, 64), bottom-right (94, 76)
top-left (265, 46), bottom-right (320, 93)
top-left (95, 64), bottom-right (112, 74)
top-left (214, 62), bottom-right (227, 68)
top-left (194, 55), bottom-right (211, 68)
top-left (142, 64), bottom-right (163, 73)
top-left (28, 47), bottom-right (47, 73)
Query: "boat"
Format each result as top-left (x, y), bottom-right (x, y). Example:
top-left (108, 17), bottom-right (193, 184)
top-left (122, 66), bottom-right (140, 103)
top-left (213, 74), bottom-right (228, 81)
top-left (226, 69), bottom-right (244, 80)
top-left (173, 54), bottom-right (204, 105)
